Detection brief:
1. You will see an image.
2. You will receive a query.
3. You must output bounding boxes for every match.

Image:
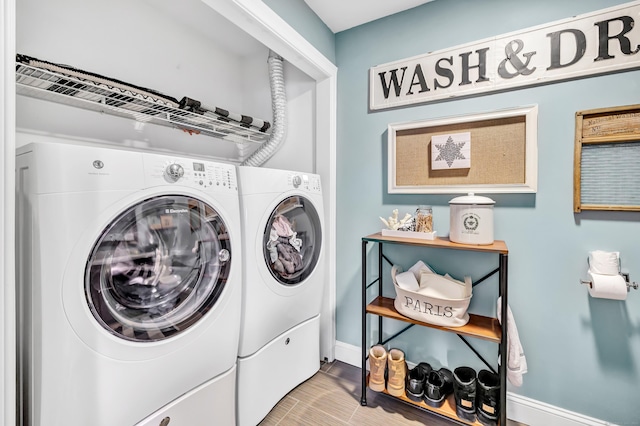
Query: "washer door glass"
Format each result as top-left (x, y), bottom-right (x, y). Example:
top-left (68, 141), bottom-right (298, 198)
top-left (85, 195), bottom-right (231, 342)
top-left (263, 196), bottom-right (321, 285)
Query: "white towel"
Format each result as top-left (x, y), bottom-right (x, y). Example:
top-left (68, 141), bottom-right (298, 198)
top-left (418, 273), bottom-right (468, 299)
top-left (497, 297), bottom-right (527, 387)
top-left (395, 270), bottom-right (420, 291)
top-left (464, 276), bottom-right (472, 297)
top-left (409, 260), bottom-right (435, 281)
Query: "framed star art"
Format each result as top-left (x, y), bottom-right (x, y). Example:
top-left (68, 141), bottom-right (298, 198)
top-left (431, 132), bottom-right (471, 170)
top-left (387, 105), bottom-right (538, 194)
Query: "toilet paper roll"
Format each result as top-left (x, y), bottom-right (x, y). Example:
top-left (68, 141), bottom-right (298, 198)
top-left (588, 250), bottom-right (620, 275)
top-left (587, 271), bottom-right (627, 300)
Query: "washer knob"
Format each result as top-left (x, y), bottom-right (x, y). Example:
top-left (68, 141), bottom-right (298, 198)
top-left (166, 163), bottom-right (184, 182)
top-left (292, 175), bottom-right (302, 188)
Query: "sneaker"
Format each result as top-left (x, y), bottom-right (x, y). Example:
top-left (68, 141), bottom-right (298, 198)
top-left (405, 365), bottom-right (426, 402)
top-left (477, 369), bottom-right (500, 426)
top-left (416, 362), bottom-right (432, 378)
top-left (424, 368), bottom-right (454, 408)
top-left (439, 368), bottom-right (454, 396)
top-left (453, 366), bottom-right (477, 422)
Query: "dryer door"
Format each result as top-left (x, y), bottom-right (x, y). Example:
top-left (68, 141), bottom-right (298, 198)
top-left (263, 195), bottom-right (322, 285)
top-left (85, 195), bottom-right (231, 342)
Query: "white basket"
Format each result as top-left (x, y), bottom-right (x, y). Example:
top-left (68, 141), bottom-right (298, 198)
top-left (392, 267), bottom-right (471, 327)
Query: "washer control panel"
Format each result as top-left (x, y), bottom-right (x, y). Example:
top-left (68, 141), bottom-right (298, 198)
top-left (287, 173), bottom-right (321, 194)
top-left (146, 155), bottom-right (237, 192)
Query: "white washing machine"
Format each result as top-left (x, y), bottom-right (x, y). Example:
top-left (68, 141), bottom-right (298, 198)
top-left (15, 138), bottom-right (242, 426)
top-left (236, 166), bottom-right (325, 426)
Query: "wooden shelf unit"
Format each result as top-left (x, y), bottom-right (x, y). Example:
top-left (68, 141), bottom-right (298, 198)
top-left (360, 233), bottom-right (509, 426)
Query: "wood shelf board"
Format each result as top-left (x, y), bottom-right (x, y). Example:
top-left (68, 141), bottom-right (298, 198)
top-left (363, 232), bottom-right (508, 254)
top-left (366, 297), bottom-right (501, 343)
top-left (365, 374), bottom-right (483, 426)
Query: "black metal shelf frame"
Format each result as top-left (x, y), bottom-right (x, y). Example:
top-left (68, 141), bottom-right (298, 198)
top-left (360, 237), bottom-right (508, 426)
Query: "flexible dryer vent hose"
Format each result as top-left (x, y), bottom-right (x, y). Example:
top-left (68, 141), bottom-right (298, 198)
top-left (241, 50), bottom-right (287, 167)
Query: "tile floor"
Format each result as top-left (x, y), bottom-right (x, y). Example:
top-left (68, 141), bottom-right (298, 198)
top-left (258, 360), bottom-right (526, 426)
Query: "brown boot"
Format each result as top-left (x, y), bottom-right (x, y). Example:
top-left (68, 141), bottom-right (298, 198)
top-left (387, 348), bottom-right (406, 397)
top-left (368, 345), bottom-right (387, 392)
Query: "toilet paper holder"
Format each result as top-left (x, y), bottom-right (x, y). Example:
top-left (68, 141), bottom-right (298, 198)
top-left (580, 272), bottom-right (639, 292)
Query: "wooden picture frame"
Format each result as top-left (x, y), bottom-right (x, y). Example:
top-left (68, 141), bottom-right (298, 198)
top-left (387, 105), bottom-right (538, 194)
top-left (574, 104), bottom-right (640, 212)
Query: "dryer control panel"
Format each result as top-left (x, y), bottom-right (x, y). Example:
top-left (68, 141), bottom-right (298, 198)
top-left (144, 153), bottom-right (238, 192)
top-left (287, 173), bottom-right (322, 194)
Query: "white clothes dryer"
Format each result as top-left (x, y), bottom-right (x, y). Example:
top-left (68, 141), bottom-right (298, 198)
top-left (16, 138), bottom-right (242, 426)
top-left (236, 166), bottom-right (325, 426)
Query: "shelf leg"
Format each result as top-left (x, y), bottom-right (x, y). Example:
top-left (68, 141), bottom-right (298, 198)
top-left (499, 254), bottom-right (508, 426)
top-left (361, 240), bottom-right (368, 406)
top-left (378, 242), bottom-right (383, 345)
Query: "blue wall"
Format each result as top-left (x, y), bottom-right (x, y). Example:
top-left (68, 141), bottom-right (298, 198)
top-left (266, 0), bottom-right (640, 423)
top-left (263, 0), bottom-right (336, 63)
top-left (335, 1), bottom-right (640, 424)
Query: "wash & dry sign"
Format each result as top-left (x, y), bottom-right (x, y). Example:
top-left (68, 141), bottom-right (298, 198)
top-left (370, 1), bottom-right (640, 110)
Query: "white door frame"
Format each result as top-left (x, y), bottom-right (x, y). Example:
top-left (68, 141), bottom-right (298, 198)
top-left (1, 0), bottom-right (17, 424)
top-left (203, 0), bottom-right (338, 362)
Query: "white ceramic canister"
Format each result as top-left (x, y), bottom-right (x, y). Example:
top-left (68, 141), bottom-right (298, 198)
top-left (449, 193), bottom-right (495, 245)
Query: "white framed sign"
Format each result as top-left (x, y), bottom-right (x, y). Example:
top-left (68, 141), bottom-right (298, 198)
top-left (370, 1), bottom-right (640, 110)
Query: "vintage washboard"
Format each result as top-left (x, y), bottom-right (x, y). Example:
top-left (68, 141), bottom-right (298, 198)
top-left (574, 104), bottom-right (640, 212)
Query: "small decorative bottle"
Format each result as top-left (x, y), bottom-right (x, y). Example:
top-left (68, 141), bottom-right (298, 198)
top-left (415, 205), bottom-right (433, 233)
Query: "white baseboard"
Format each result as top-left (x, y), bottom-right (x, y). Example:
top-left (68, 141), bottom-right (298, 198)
top-left (334, 341), bottom-right (611, 426)
top-left (505, 393), bottom-right (613, 426)
top-left (335, 340), bottom-right (363, 367)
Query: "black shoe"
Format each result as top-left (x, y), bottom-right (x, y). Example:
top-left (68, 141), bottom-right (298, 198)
top-left (405, 364), bottom-right (427, 402)
top-left (439, 368), bottom-right (454, 395)
top-left (477, 370), bottom-right (500, 426)
top-left (416, 362), bottom-right (432, 377)
top-left (423, 368), bottom-right (453, 407)
top-left (453, 366), bottom-right (477, 422)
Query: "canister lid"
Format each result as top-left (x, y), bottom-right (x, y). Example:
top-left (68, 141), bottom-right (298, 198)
top-left (449, 192), bottom-right (495, 205)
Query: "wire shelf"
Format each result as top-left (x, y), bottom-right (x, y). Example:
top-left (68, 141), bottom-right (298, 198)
top-left (15, 63), bottom-right (270, 144)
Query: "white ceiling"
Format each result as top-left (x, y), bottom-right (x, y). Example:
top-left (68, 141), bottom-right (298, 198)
top-left (303, 0), bottom-right (434, 33)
